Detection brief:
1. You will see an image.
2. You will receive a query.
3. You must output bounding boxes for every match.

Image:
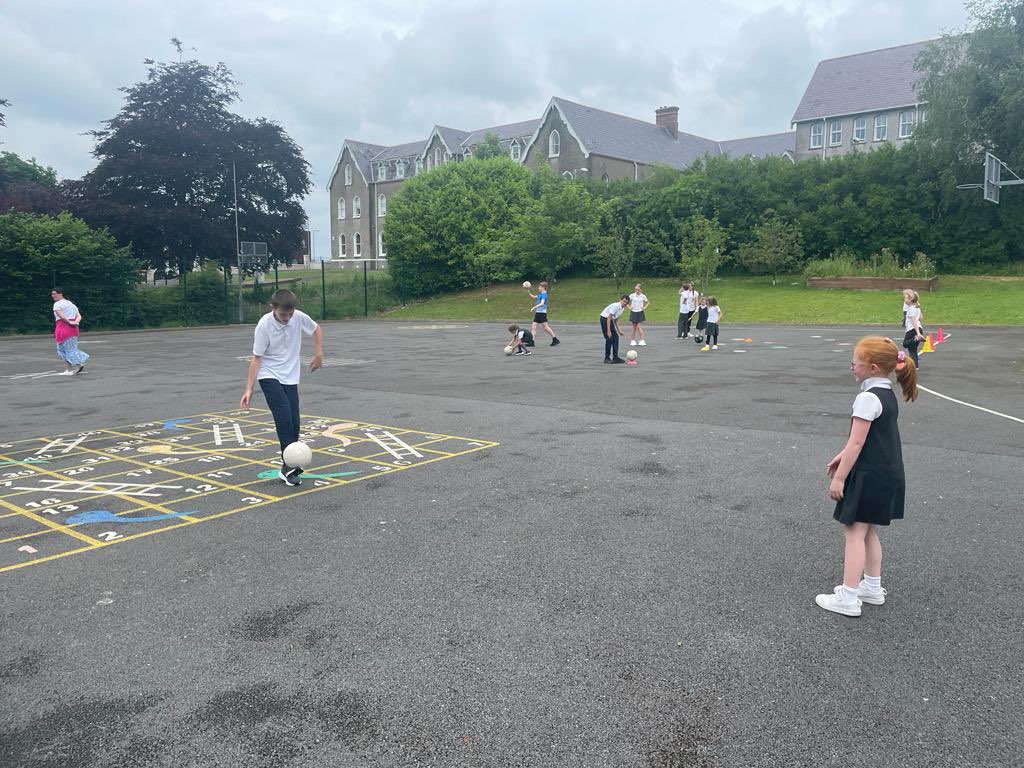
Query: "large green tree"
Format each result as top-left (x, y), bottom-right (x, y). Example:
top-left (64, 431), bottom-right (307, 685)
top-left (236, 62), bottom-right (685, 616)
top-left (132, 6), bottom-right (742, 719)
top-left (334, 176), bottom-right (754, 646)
top-left (67, 43), bottom-right (310, 272)
top-left (735, 212), bottom-right (804, 285)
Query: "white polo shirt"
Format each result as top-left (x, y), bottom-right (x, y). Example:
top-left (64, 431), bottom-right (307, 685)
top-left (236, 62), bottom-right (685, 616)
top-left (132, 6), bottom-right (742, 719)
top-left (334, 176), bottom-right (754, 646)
top-left (852, 377), bottom-right (892, 421)
top-left (904, 305), bottom-right (921, 332)
top-left (252, 309), bottom-right (318, 385)
top-left (629, 293), bottom-right (647, 312)
top-left (679, 290), bottom-right (697, 313)
top-left (601, 302), bottom-right (625, 319)
top-left (707, 306), bottom-right (721, 323)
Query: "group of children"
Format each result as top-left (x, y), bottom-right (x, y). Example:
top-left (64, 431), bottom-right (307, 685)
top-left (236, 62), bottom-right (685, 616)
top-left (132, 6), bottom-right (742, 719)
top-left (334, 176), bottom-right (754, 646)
top-left (237, 285), bottom-right (918, 623)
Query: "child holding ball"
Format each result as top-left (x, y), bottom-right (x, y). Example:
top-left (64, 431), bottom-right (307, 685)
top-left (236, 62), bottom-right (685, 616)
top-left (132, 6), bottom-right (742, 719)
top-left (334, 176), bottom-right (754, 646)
top-left (240, 289), bottom-right (323, 487)
top-left (506, 324), bottom-right (534, 355)
top-left (527, 281), bottom-right (560, 346)
top-left (817, 336), bottom-right (918, 617)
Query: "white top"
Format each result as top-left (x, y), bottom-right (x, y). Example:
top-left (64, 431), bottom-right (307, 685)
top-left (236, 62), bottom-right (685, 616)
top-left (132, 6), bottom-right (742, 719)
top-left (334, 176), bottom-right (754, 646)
top-left (601, 302), bottom-right (625, 319)
top-left (52, 299), bottom-right (78, 322)
top-left (904, 305), bottom-right (921, 332)
top-left (679, 289), bottom-right (697, 313)
top-left (252, 309), bottom-right (318, 385)
top-left (707, 306), bottom-right (721, 323)
top-left (629, 293), bottom-right (648, 312)
top-left (852, 377), bottom-right (892, 421)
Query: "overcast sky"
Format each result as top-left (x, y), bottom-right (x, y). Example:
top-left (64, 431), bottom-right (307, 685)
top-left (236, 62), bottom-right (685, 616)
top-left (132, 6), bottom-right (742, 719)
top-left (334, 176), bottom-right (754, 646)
top-left (2, 0), bottom-right (970, 258)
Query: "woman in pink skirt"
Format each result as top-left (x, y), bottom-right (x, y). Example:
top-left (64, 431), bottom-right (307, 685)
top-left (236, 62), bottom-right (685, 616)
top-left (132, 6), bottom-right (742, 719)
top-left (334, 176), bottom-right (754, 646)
top-left (51, 288), bottom-right (89, 375)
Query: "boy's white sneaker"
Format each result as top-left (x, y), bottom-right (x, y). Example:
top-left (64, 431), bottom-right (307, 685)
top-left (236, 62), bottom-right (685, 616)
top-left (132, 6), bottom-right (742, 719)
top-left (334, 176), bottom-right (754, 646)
top-left (855, 581), bottom-right (887, 605)
top-left (712, 344), bottom-right (718, 350)
top-left (638, 340), bottom-right (647, 346)
top-left (58, 370), bottom-right (74, 376)
top-left (815, 586), bottom-right (862, 617)
top-left (630, 340), bottom-right (637, 346)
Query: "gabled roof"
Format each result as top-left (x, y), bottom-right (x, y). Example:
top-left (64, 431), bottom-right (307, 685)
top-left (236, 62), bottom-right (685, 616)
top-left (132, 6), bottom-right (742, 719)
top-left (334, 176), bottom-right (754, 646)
top-left (372, 140), bottom-right (428, 162)
top-left (524, 97), bottom-right (723, 170)
top-left (791, 39), bottom-right (936, 123)
top-left (328, 139), bottom-right (385, 188)
top-left (718, 131), bottom-right (796, 160)
top-left (461, 119), bottom-right (538, 149)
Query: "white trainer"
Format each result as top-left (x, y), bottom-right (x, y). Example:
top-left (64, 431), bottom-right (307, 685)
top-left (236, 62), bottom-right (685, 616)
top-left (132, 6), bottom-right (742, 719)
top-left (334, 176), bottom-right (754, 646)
top-left (630, 340), bottom-right (637, 346)
top-left (638, 340), bottom-right (647, 346)
top-left (815, 586), bottom-right (862, 617)
top-left (712, 345), bottom-right (718, 350)
top-left (58, 370), bottom-right (74, 376)
top-left (855, 581), bottom-right (887, 605)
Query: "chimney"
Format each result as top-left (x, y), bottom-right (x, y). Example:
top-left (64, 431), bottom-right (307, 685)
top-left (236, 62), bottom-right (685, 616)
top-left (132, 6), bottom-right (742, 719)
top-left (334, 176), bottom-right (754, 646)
top-left (656, 106), bottom-right (679, 139)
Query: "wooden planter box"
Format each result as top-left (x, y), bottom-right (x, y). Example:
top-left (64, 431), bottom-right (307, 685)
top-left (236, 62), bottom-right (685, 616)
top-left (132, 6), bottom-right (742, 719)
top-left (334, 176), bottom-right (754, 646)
top-left (806, 276), bottom-right (938, 292)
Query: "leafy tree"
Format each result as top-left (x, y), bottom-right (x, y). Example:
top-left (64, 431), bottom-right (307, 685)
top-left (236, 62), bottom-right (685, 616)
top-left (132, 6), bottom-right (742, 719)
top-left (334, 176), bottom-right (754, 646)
top-left (591, 233), bottom-right (633, 290)
top-left (0, 151), bottom-right (65, 214)
top-left (0, 97), bottom-right (8, 129)
top-left (0, 212), bottom-right (138, 333)
top-left (0, 152), bottom-right (58, 187)
top-left (386, 156), bottom-right (534, 298)
top-left (736, 212), bottom-right (805, 285)
top-left (66, 43), bottom-right (310, 273)
top-left (472, 132), bottom-right (504, 160)
top-left (677, 214), bottom-right (727, 294)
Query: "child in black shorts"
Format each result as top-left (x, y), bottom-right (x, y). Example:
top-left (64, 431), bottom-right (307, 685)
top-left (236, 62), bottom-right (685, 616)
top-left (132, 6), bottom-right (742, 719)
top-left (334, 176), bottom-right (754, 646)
top-left (507, 324), bottom-right (534, 355)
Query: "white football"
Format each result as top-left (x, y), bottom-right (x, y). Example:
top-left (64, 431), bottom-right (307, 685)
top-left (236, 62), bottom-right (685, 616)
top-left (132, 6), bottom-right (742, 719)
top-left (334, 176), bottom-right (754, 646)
top-left (504, 346), bottom-right (514, 355)
top-left (522, 281), bottom-right (532, 289)
top-left (282, 441), bottom-right (313, 469)
top-left (626, 350), bottom-right (638, 361)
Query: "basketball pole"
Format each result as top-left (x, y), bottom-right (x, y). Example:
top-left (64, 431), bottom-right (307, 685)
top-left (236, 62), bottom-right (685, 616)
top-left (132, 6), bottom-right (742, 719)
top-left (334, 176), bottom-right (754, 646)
top-left (234, 162), bottom-right (243, 323)
top-left (364, 260), bottom-right (369, 317)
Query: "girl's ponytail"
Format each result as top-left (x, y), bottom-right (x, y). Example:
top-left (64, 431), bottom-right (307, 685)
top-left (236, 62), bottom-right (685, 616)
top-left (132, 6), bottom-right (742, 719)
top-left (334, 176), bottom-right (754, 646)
top-left (854, 336), bottom-right (919, 402)
top-left (894, 352), bottom-right (918, 402)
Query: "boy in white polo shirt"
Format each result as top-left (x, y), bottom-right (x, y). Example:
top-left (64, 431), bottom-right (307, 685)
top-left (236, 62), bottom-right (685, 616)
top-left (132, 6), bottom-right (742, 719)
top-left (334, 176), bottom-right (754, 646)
top-left (240, 290), bottom-right (323, 486)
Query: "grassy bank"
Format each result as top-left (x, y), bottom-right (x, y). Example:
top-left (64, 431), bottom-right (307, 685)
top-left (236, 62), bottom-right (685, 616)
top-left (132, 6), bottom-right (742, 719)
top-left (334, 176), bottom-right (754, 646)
top-left (383, 275), bottom-right (1024, 326)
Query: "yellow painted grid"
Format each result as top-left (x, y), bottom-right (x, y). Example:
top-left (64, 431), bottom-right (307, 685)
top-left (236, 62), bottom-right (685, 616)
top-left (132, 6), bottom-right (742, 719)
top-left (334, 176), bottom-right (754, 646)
top-left (0, 409), bottom-right (498, 574)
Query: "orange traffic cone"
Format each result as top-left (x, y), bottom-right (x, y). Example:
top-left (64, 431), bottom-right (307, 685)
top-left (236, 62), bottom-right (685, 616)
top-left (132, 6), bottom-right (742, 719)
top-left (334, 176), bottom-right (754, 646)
top-left (921, 334), bottom-right (935, 353)
top-left (935, 327), bottom-right (945, 344)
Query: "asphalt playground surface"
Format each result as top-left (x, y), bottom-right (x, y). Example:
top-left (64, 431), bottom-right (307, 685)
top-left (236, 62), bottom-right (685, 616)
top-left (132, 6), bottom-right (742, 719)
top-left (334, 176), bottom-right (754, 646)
top-left (1, 319), bottom-right (1022, 768)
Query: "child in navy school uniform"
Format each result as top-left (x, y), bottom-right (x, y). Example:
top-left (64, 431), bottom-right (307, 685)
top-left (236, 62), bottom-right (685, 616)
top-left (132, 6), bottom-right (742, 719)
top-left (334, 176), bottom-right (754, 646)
top-left (506, 324), bottom-right (534, 355)
top-left (693, 297), bottom-right (709, 344)
top-left (817, 336), bottom-right (918, 617)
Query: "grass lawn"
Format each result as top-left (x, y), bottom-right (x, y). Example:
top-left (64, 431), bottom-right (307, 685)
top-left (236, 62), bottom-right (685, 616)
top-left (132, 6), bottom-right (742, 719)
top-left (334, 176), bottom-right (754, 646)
top-left (381, 275), bottom-right (1024, 326)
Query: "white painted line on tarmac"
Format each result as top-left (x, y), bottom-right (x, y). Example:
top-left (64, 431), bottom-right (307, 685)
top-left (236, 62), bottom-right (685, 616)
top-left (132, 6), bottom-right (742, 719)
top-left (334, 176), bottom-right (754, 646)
top-left (918, 385), bottom-right (1024, 425)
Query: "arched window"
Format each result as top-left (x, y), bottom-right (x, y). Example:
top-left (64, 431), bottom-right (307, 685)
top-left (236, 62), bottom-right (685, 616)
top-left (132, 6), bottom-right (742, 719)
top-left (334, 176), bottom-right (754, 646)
top-left (377, 193), bottom-right (386, 217)
top-left (549, 130), bottom-right (560, 157)
top-left (344, 164), bottom-right (352, 186)
top-left (378, 230), bottom-right (386, 257)
top-left (434, 147), bottom-right (441, 166)
top-left (396, 160), bottom-right (405, 178)
top-left (336, 197), bottom-right (346, 220)
top-left (562, 170), bottom-right (574, 180)
top-left (601, 173), bottom-right (610, 184)
top-left (510, 142), bottom-right (521, 161)
top-left (415, 158), bottom-right (423, 174)
top-left (376, 162), bottom-right (386, 181)
top-left (354, 233), bottom-right (361, 256)
top-left (340, 234), bottom-right (346, 257)
top-left (352, 195), bottom-right (361, 218)
top-left (444, 151), bottom-right (450, 163)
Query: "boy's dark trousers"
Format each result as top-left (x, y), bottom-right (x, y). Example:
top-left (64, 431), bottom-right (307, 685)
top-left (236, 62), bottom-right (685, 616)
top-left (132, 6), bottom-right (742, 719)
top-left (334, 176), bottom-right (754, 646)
top-left (259, 378), bottom-right (300, 454)
top-left (677, 310), bottom-right (695, 337)
top-left (600, 316), bottom-right (619, 359)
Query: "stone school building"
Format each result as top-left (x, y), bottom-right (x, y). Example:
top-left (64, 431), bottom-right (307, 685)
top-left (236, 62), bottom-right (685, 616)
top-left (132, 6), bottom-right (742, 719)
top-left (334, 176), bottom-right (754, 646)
top-left (329, 38), bottom-right (936, 265)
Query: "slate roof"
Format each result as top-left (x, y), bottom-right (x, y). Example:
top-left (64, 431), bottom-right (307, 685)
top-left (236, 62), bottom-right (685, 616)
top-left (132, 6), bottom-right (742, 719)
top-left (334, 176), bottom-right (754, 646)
top-left (436, 126), bottom-right (471, 153)
top-left (461, 120), bottom-right (537, 149)
top-left (718, 131), bottom-right (796, 159)
top-left (791, 39), bottom-right (936, 123)
top-left (345, 140), bottom-right (386, 184)
top-left (550, 97), bottom-right (722, 169)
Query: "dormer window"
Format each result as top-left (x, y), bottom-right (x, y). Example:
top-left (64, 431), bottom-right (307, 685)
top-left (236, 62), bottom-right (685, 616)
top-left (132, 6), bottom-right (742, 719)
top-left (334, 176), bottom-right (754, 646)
top-left (510, 142), bottom-right (521, 161)
top-left (376, 162), bottom-right (386, 181)
top-left (344, 164), bottom-right (352, 186)
top-left (549, 130), bottom-right (560, 158)
top-left (396, 159), bottom-right (405, 178)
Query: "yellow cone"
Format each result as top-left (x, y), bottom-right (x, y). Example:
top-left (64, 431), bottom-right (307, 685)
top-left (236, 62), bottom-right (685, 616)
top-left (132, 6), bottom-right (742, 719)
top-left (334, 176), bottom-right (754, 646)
top-left (921, 334), bottom-right (934, 353)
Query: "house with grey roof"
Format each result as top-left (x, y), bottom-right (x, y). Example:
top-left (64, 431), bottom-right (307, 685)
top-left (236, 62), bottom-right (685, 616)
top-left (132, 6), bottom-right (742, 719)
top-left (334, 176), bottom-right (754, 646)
top-left (327, 99), bottom-right (794, 265)
top-left (791, 39), bottom-right (934, 161)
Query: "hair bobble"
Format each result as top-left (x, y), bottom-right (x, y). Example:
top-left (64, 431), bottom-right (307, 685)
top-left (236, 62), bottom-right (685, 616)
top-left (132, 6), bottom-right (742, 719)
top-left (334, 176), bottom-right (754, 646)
top-left (897, 350), bottom-right (905, 361)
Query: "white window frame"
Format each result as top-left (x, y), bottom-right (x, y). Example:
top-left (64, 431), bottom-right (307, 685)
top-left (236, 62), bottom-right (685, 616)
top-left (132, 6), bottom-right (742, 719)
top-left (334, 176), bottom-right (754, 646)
top-left (601, 173), bottom-right (610, 183)
top-left (378, 230), bottom-right (386, 257)
top-left (899, 111), bottom-right (914, 139)
top-left (829, 120), bottom-right (842, 147)
top-left (510, 142), bottom-right (521, 160)
top-left (337, 198), bottom-right (346, 220)
top-left (562, 170), bottom-right (574, 180)
top-left (375, 162), bottom-right (385, 181)
top-left (340, 234), bottom-right (346, 257)
top-left (434, 147), bottom-right (441, 167)
top-left (415, 158), bottom-right (423, 174)
top-left (809, 123), bottom-right (823, 149)
top-left (377, 193), bottom-right (386, 217)
top-left (352, 195), bottom-right (361, 218)
top-left (874, 115), bottom-right (888, 141)
top-left (396, 159), bottom-right (405, 178)
top-left (354, 232), bottom-right (361, 256)
top-left (919, 108), bottom-right (928, 124)
top-left (853, 117), bottom-right (866, 143)
top-left (549, 129), bottom-right (560, 158)
top-left (344, 164), bottom-right (352, 186)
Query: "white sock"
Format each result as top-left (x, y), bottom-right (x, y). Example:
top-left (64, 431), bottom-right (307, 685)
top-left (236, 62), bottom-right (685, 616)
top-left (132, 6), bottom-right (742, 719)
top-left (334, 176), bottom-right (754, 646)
top-left (841, 585), bottom-right (860, 602)
top-left (863, 574), bottom-right (881, 590)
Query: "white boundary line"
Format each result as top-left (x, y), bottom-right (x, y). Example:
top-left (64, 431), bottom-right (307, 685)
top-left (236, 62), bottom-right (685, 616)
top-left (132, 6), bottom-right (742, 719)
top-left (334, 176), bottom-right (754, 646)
top-left (918, 385), bottom-right (1024, 425)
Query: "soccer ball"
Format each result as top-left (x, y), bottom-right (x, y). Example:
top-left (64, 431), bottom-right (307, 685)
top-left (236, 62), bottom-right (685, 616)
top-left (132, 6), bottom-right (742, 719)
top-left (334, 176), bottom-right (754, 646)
top-left (504, 346), bottom-right (514, 355)
top-left (282, 441), bottom-right (313, 469)
top-left (522, 281), bottom-right (532, 289)
top-left (694, 334), bottom-right (704, 344)
top-left (625, 350), bottom-right (638, 361)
